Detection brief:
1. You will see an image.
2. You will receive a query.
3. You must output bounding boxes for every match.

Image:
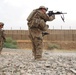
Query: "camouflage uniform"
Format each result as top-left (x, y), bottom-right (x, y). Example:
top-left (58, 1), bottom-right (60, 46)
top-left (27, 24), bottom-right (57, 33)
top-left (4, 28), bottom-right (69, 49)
top-left (27, 6), bottom-right (55, 59)
top-left (0, 22), bottom-right (5, 54)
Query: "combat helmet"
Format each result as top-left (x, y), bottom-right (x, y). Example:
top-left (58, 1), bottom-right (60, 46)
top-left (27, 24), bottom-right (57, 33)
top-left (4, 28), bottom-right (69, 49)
top-left (0, 22), bottom-right (4, 26)
top-left (38, 6), bottom-right (48, 11)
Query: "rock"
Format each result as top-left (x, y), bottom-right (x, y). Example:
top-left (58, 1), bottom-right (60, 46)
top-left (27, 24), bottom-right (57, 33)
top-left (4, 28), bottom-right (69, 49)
top-left (0, 48), bottom-right (76, 75)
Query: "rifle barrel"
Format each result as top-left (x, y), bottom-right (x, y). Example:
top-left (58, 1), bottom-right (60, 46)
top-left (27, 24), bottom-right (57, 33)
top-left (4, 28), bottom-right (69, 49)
top-left (54, 12), bottom-right (67, 14)
top-left (62, 13), bottom-right (67, 14)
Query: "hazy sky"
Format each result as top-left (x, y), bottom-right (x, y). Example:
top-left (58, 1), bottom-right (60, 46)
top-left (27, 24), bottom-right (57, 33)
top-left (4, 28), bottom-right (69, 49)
top-left (0, 0), bottom-right (76, 30)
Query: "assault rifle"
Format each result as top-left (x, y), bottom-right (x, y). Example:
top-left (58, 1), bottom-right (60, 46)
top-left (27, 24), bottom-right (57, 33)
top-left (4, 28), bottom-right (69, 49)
top-left (47, 11), bottom-right (67, 22)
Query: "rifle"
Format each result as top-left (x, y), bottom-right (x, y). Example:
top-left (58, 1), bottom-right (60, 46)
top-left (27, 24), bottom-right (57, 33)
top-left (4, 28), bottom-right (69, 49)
top-left (47, 11), bottom-right (67, 22)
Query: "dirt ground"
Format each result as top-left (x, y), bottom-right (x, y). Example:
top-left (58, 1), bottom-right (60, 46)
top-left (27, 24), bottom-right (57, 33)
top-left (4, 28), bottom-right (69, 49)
top-left (0, 48), bottom-right (76, 75)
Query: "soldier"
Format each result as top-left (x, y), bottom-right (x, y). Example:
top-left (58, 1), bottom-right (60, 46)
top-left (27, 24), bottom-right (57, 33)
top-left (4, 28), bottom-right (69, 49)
top-left (27, 6), bottom-right (55, 60)
top-left (0, 22), bottom-right (6, 54)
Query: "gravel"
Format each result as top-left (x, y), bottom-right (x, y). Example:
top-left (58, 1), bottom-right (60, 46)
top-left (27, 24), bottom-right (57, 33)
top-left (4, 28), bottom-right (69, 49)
top-left (0, 48), bottom-right (76, 75)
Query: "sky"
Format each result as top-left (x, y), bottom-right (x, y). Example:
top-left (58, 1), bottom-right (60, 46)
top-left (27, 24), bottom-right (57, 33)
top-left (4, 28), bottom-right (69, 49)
top-left (0, 0), bottom-right (76, 30)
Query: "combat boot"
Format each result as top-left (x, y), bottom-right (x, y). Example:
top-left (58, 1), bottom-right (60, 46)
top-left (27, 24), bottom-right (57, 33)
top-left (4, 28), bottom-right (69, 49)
top-left (42, 31), bottom-right (49, 36)
top-left (35, 57), bottom-right (47, 61)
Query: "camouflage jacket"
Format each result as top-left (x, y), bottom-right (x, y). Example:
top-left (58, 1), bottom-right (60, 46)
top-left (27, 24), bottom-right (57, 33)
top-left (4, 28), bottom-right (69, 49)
top-left (27, 9), bottom-right (55, 31)
top-left (27, 9), bottom-right (55, 39)
top-left (0, 29), bottom-right (6, 42)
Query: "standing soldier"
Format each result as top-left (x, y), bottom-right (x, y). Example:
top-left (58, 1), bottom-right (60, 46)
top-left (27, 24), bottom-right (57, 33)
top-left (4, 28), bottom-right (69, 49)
top-left (27, 6), bottom-right (55, 60)
top-left (0, 22), bottom-right (6, 54)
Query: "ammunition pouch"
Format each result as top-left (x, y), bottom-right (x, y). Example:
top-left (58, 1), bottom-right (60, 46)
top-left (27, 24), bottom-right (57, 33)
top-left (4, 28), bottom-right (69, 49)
top-left (28, 18), bottom-right (40, 28)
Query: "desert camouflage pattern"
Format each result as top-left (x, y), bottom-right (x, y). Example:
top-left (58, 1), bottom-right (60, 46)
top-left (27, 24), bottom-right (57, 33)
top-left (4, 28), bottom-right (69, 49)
top-left (0, 30), bottom-right (5, 54)
top-left (27, 9), bottom-right (55, 59)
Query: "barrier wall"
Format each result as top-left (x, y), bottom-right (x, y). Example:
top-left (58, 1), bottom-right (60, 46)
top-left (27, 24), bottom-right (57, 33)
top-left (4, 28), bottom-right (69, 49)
top-left (4, 29), bottom-right (76, 49)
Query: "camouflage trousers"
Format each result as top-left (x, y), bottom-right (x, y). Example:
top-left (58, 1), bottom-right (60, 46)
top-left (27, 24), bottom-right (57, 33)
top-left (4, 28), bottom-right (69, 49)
top-left (0, 40), bottom-right (3, 54)
top-left (29, 34), bottom-right (43, 59)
